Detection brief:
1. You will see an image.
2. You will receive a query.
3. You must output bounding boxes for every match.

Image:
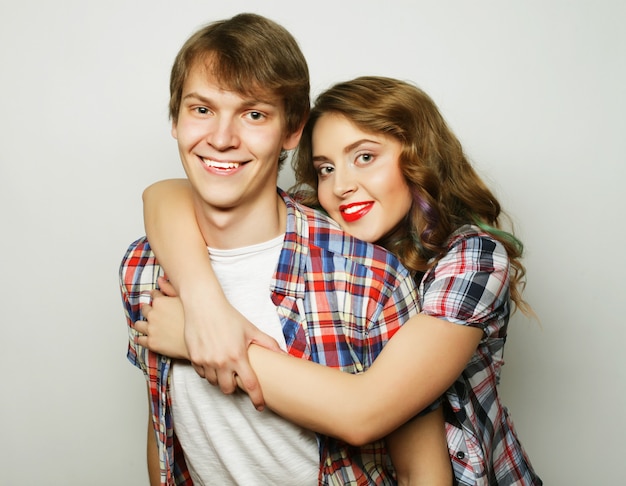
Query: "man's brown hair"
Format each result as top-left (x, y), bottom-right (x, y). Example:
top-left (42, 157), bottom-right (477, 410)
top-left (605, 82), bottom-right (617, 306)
top-left (169, 13), bottom-right (310, 137)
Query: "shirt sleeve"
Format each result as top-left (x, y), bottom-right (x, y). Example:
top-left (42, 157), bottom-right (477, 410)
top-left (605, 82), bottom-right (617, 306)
top-left (119, 237), bottom-right (162, 368)
top-left (419, 233), bottom-right (510, 336)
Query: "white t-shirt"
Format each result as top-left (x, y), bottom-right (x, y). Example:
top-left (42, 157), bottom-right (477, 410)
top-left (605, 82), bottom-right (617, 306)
top-left (171, 235), bottom-right (318, 485)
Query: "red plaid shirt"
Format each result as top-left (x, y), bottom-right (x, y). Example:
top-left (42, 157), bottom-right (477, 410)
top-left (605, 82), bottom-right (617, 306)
top-left (420, 226), bottom-right (542, 485)
top-left (120, 190), bottom-right (419, 485)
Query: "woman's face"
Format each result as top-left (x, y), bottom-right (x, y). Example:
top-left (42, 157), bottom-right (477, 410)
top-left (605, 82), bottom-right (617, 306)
top-left (312, 113), bottom-right (413, 243)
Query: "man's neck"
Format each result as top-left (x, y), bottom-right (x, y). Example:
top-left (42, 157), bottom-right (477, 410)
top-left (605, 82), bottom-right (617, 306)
top-left (194, 191), bottom-right (287, 250)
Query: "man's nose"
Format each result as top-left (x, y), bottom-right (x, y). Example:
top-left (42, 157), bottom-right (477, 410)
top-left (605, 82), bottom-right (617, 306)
top-left (207, 117), bottom-right (239, 151)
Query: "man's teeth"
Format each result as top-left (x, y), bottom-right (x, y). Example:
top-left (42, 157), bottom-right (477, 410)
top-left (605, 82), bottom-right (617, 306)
top-left (203, 159), bottom-right (240, 169)
top-left (343, 203), bottom-right (369, 214)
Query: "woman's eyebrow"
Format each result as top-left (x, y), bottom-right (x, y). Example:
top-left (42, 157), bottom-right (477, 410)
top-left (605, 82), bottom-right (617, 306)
top-left (312, 154), bottom-right (330, 163)
top-left (312, 139), bottom-right (382, 162)
top-left (344, 139), bottom-right (381, 153)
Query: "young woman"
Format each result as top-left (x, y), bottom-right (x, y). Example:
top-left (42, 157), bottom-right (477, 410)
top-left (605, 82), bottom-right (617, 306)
top-left (136, 76), bottom-right (542, 485)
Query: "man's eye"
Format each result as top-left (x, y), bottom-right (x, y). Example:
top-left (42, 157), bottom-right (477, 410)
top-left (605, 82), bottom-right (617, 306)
top-left (248, 111), bottom-right (265, 121)
top-left (195, 107), bottom-right (209, 115)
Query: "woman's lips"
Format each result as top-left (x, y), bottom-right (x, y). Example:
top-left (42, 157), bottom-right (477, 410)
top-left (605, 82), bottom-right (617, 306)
top-left (339, 202), bottom-right (374, 223)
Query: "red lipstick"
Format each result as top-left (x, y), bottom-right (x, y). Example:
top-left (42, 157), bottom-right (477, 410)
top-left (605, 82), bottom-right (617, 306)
top-left (339, 202), bottom-right (374, 223)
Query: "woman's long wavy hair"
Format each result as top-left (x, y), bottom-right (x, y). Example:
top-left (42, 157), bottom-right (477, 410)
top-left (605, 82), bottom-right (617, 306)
top-left (292, 76), bottom-right (530, 314)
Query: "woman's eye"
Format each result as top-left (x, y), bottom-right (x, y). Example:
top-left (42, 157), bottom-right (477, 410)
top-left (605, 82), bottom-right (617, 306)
top-left (317, 166), bottom-right (334, 177)
top-left (356, 153), bottom-right (374, 164)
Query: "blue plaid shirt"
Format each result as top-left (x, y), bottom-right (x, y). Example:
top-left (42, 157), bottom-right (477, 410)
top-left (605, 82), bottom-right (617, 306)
top-left (120, 190), bottom-right (419, 485)
top-left (420, 225), bottom-right (542, 485)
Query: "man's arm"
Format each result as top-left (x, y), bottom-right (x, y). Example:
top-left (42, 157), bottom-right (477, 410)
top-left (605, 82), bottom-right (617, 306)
top-left (386, 407), bottom-right (453, 485)
top-left (146, 384), bottom-right (160, 486)
top-left (120, 243), bottom-right (164, 485)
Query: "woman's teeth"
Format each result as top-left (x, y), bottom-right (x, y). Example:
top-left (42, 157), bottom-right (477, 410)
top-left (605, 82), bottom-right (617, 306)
top-left (343, 203), bottom-right (369, 214)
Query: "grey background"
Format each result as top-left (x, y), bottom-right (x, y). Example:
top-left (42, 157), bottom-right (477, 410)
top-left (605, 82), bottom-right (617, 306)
top-left (1, 1), bottom-right (624, 484)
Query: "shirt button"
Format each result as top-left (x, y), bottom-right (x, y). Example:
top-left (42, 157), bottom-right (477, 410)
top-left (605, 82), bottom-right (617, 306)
top-left (456, 451), bottom-right (465, 460)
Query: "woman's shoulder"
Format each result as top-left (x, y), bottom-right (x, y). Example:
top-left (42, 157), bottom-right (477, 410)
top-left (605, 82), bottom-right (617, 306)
top-left (420, 225), bottom-right (511, 327)
top-left (449, 223), bottom-right (498, 244)
top-left (446, 224), bottom-right (508, 263)
top-left (423, 224), bottom-right (510, 291)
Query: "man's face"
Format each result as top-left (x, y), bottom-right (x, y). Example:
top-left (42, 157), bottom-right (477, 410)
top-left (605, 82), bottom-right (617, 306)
top-left (172, 63), bottom-right (301, 215)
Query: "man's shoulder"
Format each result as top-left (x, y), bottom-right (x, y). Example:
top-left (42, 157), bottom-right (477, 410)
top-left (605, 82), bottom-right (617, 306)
top-left (119, 236), bottom-right (161, 291)
top-left (288, 202), bottom-right (419, 323)
top-left (121, 236), bottom-right (154, 269)
top-left (294, 202), bottom-right (411, 283)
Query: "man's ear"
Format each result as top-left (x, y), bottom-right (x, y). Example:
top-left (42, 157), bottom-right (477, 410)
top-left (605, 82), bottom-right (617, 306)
top-left (282, 123), bottom-right (305, 151)
top-left (171, 120), bottom-right (178, 140)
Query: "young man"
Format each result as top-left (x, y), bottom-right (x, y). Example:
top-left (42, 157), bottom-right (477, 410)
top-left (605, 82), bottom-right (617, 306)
top-left (119, 13), bottom-right (420, 485)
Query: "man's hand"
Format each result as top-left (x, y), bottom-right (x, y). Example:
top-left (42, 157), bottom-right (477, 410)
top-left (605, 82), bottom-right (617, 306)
top-left (159, 276), bottom-right (282, 411)
top-left (136, 290), bottom-right (188, 360)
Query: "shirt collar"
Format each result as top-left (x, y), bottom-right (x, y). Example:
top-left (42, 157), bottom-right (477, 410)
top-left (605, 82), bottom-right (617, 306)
top-left (271, 188), bottom-right (308, 299)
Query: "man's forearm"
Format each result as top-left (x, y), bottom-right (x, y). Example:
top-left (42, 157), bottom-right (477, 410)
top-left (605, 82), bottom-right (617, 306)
top-left (146, 387), bottom-right (161, 486)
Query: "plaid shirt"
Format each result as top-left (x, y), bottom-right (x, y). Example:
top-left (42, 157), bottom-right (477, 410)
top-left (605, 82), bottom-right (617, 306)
top-left (120, 190), bottom-right (419, 485)
top-left (420, 225), bottom-right (542, 486)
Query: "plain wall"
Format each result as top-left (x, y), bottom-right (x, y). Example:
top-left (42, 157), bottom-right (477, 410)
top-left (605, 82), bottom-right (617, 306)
top-left (1, 1), bottom-right (624, 484)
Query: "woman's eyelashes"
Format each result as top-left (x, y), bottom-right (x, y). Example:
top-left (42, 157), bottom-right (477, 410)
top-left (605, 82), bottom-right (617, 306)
top-left (355, 152), bottom-right (375, 165)
top-left (316, 163), bottom-right (335, 178)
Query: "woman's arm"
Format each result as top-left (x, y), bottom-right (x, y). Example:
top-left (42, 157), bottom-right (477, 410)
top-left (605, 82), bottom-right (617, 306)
top-left (137, 294), bottom-right (456, 484)
top-left (387, 408), bottom-right (452, 485)
top-left (246, 315), bottom-right (481, 445)
top-left (136, 289), bottom-right (481, 446)
top-left (142, 179), bottom-right (280, 410)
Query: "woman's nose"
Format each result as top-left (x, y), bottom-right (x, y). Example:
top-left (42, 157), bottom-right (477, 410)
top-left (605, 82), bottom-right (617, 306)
top-left (332, 167), bottom-right (357, 198)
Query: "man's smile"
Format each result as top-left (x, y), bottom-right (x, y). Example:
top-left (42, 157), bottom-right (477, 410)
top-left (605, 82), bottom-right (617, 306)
top-left (199, 157), bottom-right (247, 172)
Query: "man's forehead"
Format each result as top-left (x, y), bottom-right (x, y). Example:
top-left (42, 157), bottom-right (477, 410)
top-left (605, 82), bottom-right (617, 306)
top-left (189, 58), bottom-right (282, 107)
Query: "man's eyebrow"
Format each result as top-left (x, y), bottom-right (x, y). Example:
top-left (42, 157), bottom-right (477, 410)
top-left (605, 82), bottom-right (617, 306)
top-left (182, 92), bottom-right (210, 103)
top-left (241, 95), bottom-right (281, 109)
top-left (182, 91), bottom-right (278, 110)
